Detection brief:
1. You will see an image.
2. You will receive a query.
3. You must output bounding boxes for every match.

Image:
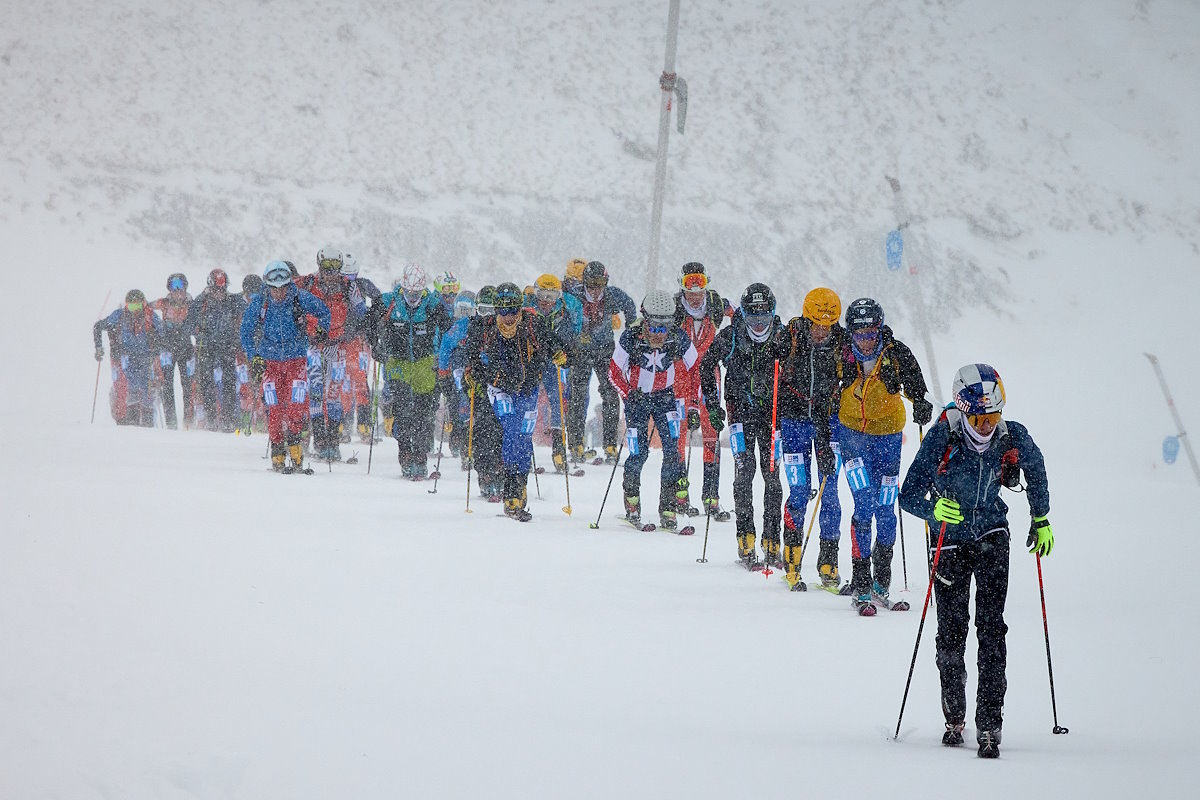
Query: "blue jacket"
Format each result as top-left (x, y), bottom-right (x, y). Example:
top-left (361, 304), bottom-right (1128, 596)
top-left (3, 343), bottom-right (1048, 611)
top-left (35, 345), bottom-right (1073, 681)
top-left (375, 290), bottom-right (453, 363)
top-left (899, 408), bottom-right (1049, 544)
top-left (438, 316), bottom-right (472, 372)
top-left (240, 285), bottom-right (331, 362)
top-left (94, 306), bottom-right (164, 362)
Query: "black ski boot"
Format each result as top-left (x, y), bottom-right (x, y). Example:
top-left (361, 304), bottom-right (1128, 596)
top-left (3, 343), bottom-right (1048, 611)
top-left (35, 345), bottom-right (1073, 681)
top-left (942, 722), bottom-right (965, 747)
top-left (977, 729), bottom-right (1001, 759)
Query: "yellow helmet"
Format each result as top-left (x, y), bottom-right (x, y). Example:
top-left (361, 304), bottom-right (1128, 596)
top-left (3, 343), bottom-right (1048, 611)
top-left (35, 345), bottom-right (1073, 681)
top-left (535, 273), bottom-right (562, 291)
top-left (565, 259), bottom-right (587, 281)
top-left (802, 287), bottom-right (841, 326)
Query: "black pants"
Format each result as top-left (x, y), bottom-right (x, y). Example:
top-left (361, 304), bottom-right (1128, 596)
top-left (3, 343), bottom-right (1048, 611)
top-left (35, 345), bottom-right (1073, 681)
top-left (567, 348), bottom-right (619, 450)
top-left (933, 529), bottom-right (1010, 733)
top-left (730, 405), bottom-right (782, 540)
top-left (470, 390), bottom-right (503, 493)
top-left (389, 380), bottom-right (437, 466)
top-left (195, 348), bottom-right (237, 430)
top-left (159, 337), bottom-right (194, 429)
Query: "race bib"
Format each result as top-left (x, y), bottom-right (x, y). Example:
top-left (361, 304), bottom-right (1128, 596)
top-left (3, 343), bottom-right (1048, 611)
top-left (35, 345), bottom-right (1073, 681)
top-left (213, 366), bottom-right (223, 383)
top-left (831, 441), bottom-right (842, 473)
top-left (262, 380), bottom-right (278, 407)
top-left (332, 359), bottom-right (346, 382)
top-left (453, 367), bottom-right (465, 391)
top-left (845, 457), bottom-right (869, 491)
top-left (729, 423), bottom-right (745, 455)
top-left (488, 387), bottom-right (513, 416)
top-left (236, 363), bottom-right (249, 385)
top-left (625, 427), bottom-right (640, 456)
top-left (120, 354), bottom-right (129, 370)
top-left (306, 348), bottom-right (322, 372)
top-left (667, 410), bottom-right (682, 439)
top-left (521, 409), bottom-right (538, 435)
top-left (783, 453), bottom-right (806, 488)
top-left (160, 351), bottom-right (173, 368)
top-left (772, 430), bottom-right (782, 464)
top-left (879, 475), bottom-right (899, 506)
top-left (186, 357), bottom-right (196, 377)
top-left (291, 379), bottom-right (308, 404)
top-left (359, 351), bottom-right (370, 371)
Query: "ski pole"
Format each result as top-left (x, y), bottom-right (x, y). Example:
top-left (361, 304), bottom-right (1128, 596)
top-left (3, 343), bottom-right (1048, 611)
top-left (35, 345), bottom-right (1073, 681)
top-left (1144, 352), bottom-right (1200, 486)
top-left (465, 385), bottom-right (476, 513)
top-left (587, 438), bottom-right (625, 529)
top-left (897, 499), bottom-right (909, 591)
top-left (794, 474), bottom-right (828, 577)
top-left (1037, 553), bottom-right (1070, 735)
top-left (696, 505), bottom-right (712, 563)
top-left (367, 360), bottom-right (379, 474)
top-left (428, 406), bottom-right (447, 494)
top-left (769, 359), bottom-right (780, 472)
top-left (90, 288), bottom-right (112, 424)
top-left (530, 448), bottom-right (542, 499)
top-left (893, 520), bottom-right (948, 740)
top-left (557, 369), bottom-right (573, 515)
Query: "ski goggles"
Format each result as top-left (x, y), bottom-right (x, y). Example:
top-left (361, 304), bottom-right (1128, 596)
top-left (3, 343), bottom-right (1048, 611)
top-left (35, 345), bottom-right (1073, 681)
top-left (744, 313), bottom-right (773, 331)
top-left (318, 257), bottom-right (342, 271)
top-left (167, 277), bottom-right (186, 291)
top-left (850, 325), bottom-right (880, 343)
top-left (439, 283), bottom-right (461, 296)
top-left (535, 287), bottom-right (562, 305)
top-left (646, 316), bottom-right (673, 334)
top-left (967, 411), bottom-right (1002, 429)
top-left (476, 303), bottom-right (495, 317)
top-left (125, 301), bottom-right (144, 313)
top-left (495, 306), bottom-right (521, 317)
top-left (680, 272), bottom-right (708, 291)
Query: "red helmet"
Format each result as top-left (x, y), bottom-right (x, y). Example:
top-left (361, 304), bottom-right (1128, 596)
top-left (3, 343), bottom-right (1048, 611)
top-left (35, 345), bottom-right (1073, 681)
top-left (207, 269), bottom-right (229, 290)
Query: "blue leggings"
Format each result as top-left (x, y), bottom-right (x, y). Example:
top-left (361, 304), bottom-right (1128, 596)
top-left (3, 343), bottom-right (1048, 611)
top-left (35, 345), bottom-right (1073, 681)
top-left (779, 417), bottom-right (842, 544)
top-left (836, 424), bottom-right (902, 559)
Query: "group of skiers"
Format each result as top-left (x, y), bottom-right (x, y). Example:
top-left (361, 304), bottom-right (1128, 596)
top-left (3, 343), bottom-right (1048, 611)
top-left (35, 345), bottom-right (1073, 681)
top-left (95, 250), bottom-right (1054, 758)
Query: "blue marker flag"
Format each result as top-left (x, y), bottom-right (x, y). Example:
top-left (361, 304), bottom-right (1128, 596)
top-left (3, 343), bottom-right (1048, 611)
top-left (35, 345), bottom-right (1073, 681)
top-left (886, 230), bottom-right (903, 272)
top-left (1163, 435), bottom-right (1180, 465)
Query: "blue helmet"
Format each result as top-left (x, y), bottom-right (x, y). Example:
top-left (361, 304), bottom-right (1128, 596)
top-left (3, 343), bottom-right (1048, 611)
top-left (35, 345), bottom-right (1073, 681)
top-left (952, 364), bottom-right (1006, 415)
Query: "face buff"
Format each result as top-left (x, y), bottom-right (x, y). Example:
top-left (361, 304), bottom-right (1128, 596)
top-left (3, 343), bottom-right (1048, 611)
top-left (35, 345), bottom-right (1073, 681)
top-left (962, 415), bottom-right (997, 453)
top-left (682, 291), bottom-right (707, 319)
top-left (496, 311), bottom-right (520, 338)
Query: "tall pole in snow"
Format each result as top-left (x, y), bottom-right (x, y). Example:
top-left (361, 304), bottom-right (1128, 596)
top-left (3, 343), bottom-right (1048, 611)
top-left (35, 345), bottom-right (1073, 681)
top-left (1145, 353), bottom-right (1200, 487)
top-left (646, 0), bottom-right (687, 294)
top-left (886, 176), bottom-right (943, 407)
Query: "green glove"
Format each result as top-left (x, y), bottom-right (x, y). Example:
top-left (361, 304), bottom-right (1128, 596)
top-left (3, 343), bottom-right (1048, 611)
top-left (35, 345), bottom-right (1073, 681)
top-left (933, 497), bottom-right (964, 524)
top-left (1027, 516), bottom-right (1054, 557)
top-left (707, 406), bottom-right (725, 433)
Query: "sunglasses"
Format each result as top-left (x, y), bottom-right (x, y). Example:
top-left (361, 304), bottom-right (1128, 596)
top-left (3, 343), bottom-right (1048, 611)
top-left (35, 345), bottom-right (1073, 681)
top-left (168, 278), bottom-right (185, 291)
top-left (967, 411), bottom-right (1002, 429)
top-left (851, 326), bottom-right (880, 341)
top-left (496, 307), bottom-right (520, 317)
top-left (126, 302), bottom-right (144, 312)
top-left (680, 272), bottom-right (707, 291)
top-left (318, 258), bottom-right (342, 271)
top-left (440, 285), bottom-right (461, 295)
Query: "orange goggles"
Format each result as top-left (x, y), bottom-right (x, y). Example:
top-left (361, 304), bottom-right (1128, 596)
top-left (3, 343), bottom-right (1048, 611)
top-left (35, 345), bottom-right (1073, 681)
top-left (967, 411), bottom-right (1002, 429)
top-left (681, 272), bottom-right (707, 291)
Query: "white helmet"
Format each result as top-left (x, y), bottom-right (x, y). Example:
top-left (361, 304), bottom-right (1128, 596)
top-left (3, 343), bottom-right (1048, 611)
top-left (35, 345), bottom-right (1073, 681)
top-left (341, 248), bottom-right (358, 279)
top-left (400, 263), bottom-right (428, 293)
top-left (317, 245), bottom-right (344, 272)
top-left (641, 289), bottom-right (676, 320)
top-left (263, 261), bottom-right (292, 288)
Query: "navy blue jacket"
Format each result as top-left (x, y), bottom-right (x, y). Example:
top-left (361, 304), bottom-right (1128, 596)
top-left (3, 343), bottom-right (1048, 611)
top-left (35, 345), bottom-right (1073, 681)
top-left (899, 408), bottom-right (1050, 544)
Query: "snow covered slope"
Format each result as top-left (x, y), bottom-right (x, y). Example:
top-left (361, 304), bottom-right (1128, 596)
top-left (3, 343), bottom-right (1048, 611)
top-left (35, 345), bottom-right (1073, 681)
top-left (2, 1), bottom-right (1198, 797)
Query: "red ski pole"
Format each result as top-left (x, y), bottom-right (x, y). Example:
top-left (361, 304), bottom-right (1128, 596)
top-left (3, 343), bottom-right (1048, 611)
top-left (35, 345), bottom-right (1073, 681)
top-left (1037, 553), bottom-right (1069, 735)
top-left (769, 358), bottom-right (780, 472)
top-left (893, 520), bottom-right (947, 740)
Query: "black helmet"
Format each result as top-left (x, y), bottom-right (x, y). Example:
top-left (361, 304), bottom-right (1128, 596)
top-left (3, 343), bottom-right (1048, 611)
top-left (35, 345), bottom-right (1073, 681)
top-left (681, 262), bottom-right (706, 277)
top-left (739, 283), bottom-right (775, 316)
top-left (125, 289), bottom-right (146, 306)
top-left (242, 274), bottom-right (263, 294)
top-left (583, 260), bottom-right (609, 288)
top-left (166, 273), bottom-right (188, 292)
top-left (494, 282), bottom-right (524, 310)
top-left (845, 297), bottom-right (884, 332)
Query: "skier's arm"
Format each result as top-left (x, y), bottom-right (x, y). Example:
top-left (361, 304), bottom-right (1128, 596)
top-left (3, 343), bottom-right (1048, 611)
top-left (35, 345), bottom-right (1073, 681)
top-left (899, 421), bottom-right (948, 522)
top-left (297, 290), bottom-right (332, 333)
top-left (239, 296), bottom-right (263, 359)
top-left (698, 328), bottom-right (730, 413)
top-left (608, 332), bottom-right (632, 400)
top-left (93, 310), bottom-right (118, 350)
top-left (1010, 422), bottom-right (1050, 518)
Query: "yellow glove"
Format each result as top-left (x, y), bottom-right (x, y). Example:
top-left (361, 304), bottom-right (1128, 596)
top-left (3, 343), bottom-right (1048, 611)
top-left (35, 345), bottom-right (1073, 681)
top-left (552, 350), bottom-right (568, 368)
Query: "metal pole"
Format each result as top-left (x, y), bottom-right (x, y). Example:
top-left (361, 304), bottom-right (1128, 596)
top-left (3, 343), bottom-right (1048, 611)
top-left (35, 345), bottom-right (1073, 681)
top-left (1145, 352), bottom-right (1200, 486)
top-left (646, 0), bottom-right (682, 294)
top-left (886, 176), bottom-right (943, 407)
